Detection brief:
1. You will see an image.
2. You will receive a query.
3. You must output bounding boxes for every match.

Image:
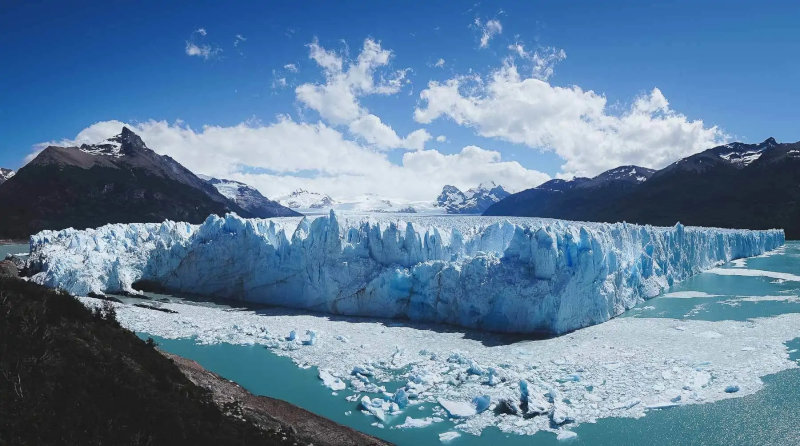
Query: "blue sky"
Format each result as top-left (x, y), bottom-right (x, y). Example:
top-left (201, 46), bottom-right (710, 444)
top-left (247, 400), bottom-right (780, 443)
top-left (2, 1), bottom-right (799, 201)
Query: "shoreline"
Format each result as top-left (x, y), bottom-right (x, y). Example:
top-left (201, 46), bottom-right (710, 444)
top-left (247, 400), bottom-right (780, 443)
top-left (0, 239), bottom-right (27, 245)
top-left (163, 351), bottom-right (391, 446)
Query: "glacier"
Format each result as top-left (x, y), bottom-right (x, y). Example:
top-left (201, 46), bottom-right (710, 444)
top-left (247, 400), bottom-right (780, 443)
top-left (28, 212), bottom-right (784, 334)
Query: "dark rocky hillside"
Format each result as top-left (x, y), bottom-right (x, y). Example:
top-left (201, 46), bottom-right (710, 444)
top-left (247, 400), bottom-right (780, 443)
top-left (485, 139), bottom-right (800, 239)
top-left (0, 128), bottom-right (295, 238)
top-left (203, 176), bottom-right (300, 218)
top-left (0, 277), bottom-right (285, 445)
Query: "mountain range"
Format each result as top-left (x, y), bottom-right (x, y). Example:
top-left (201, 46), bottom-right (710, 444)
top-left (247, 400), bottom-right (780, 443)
top-left (0, 128), bottom-right (296, 238)
top-left (485, 138), bottom-right (800, 239)
top-left (436, 182), bottom-right (510, 214)
top-left (3, 129), bottom-right (797, 239)
top-left (277, 189), bottom-right (337, 211)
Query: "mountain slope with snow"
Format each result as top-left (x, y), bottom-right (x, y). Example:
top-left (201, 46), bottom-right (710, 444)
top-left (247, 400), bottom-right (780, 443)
top-left (28, 212), bottom-right (783, 335)
top-left (203, 177), bottom-right (300, 217)
top-left (486, 138), bottom-right (800, 238)
top-left (0, 168), bottom-right (14, 185)
top-left (278, 189), bottom-right (336, 211)
top-left (485, 165), bottom-right (654, 221)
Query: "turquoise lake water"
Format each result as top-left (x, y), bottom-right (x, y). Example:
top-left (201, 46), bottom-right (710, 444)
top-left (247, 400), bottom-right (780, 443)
top-left (0, 243), bottom-right (27, 260)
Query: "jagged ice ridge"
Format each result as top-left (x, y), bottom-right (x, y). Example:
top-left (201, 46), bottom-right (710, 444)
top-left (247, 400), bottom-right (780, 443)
top-left (29, 212), bottom-right (784, 334)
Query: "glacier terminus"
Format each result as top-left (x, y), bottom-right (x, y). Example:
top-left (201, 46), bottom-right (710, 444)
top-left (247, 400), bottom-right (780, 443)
top-left (28, 212), bottom-right (784, 335)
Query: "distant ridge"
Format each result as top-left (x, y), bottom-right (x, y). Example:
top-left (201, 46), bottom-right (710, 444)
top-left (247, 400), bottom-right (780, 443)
top-left (485, 138), bottom-right (800, 239)
top-left (202, 176), bottom-right (299, 218)
top-left (436, 182), bottom-right (510, 214)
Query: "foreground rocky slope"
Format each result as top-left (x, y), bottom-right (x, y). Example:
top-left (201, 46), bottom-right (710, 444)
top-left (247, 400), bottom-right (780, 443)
top-left (0, 277), bottom-right (282, 445)
top-left (28, 213), bottom-right (784, 335)
top-left (486, 138), bottom-right (800, 238)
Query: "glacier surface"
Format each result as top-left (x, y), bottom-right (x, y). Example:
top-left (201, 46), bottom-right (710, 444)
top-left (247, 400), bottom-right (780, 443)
top-left (29, 212), bottom-right (784, 334)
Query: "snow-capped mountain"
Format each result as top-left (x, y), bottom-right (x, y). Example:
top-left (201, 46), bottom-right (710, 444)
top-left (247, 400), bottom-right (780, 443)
top-left (201, 177), bottom-right (299, 218)
top-left (435, 182), bottom-right (510, 214)
top-left (660, 137), bottom-right (779, 174)
top-left (588, 165), bottom-right (655, 185)
top-left (0, 168), bottom-right (14, 185)
top-left (278, 189), bottom-right (336, 211)
top-left (486, 137), bottom-right (800, 239)
top-left (0, 127), bottom-right (274, 238)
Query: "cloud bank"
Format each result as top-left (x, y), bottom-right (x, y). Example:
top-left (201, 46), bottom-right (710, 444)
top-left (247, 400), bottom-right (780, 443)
top-left (415, 62), bottom-right (725, 177)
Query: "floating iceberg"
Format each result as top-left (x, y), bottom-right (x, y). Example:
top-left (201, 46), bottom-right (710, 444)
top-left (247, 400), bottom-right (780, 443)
top-left (28, 212), bottom-right (784, 334)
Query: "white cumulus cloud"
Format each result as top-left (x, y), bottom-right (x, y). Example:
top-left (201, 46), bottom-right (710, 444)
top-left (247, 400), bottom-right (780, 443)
top-left (185, 28), bottom-right (220, 60)
top-left (475, 18), bottom-right (502, 48)
top-left (295, 38), bottom-right (428, 150)
top-left (415, 62), bottom-right (725, 177)
top-left (508, 43), bottom-right (566, 81)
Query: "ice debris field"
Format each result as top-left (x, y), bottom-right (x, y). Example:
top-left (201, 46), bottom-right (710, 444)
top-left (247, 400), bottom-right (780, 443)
top-left (77, 291), bottom-right (800, 440)
top-left (29, 212), bottom-right (783, 334)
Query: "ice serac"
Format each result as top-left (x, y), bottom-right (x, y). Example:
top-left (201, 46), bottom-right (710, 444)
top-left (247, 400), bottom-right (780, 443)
top-left (28, 212), bottom-right (784, 334)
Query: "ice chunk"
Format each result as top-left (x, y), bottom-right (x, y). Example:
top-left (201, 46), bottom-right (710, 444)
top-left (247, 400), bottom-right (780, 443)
top-left (439, 431), bottom-right (461, 442)
top-left (302, 330), bottom-right (317, 345)
top-left (352, 366), bottom-right (372, 376)
top-left (393, 388), bottom-right (410, 408)
top-left (28, 213), bottom-right (785, 335)
top-left (467, 361), bottom-right (484, 376)
top-left (661, 291), bottom-right (720, 299)
top-left (486, 367), bottom-right (499, 386)
top-left (705, 268), bottom-right (800, 282)
top-left (360, 396), bottom-right (389, 422)
top-left (557, 431), bottom-right (578, 441)
top-left (472, 395), bottom-right (491, 413)
top-left (724, 385), bottom-right (740, 393)
top-left (318, 369), bottom-right (346, 391)
top-left (394, 416), bottom-right (442, 429)
top-left (519, 379), bottom-right (550, 416)
top-left (438, 398), bottom-right (478, 418)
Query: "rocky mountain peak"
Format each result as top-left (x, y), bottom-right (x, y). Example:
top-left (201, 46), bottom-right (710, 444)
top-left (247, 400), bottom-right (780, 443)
top-left (0, 168), bottom-right (15, 185)
top-left (108, 127), bottom-right (148, 153)
top-left (436, 183), bottom-right (509, 214)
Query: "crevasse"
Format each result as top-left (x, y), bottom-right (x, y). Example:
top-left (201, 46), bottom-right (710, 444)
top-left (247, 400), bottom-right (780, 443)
top-left (28, 212), bottom-right (784, 334)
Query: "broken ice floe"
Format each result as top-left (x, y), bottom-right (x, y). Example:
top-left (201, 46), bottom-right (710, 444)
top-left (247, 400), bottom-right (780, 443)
top-left (78, 295), bottom-right (800, 438)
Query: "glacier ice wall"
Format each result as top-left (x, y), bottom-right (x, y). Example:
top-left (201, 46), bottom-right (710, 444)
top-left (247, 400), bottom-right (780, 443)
top-left (28, 212), bottom-right (785, 334)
